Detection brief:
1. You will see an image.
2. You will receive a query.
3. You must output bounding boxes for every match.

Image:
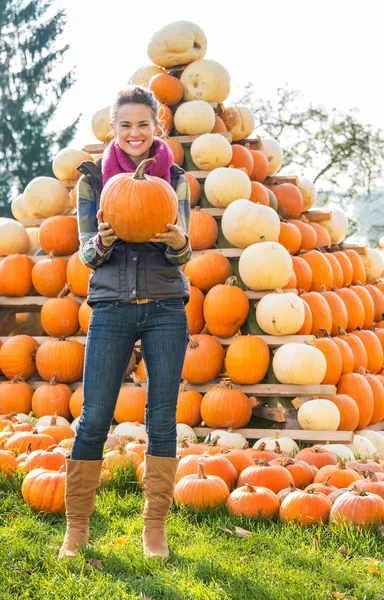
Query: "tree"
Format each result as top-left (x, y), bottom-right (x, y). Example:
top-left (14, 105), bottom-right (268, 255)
top-left (238, 83), bottom-right (384, 201)
top-left (0, 0), bottom-right (79, 217)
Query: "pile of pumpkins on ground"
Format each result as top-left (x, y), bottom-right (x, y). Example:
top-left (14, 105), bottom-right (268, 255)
top-left (2, 20), bottom-right (384, 523)
top-left (2, 418), bottom-right (384, 527)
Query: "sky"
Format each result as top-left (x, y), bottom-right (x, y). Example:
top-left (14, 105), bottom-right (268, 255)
top-left (54, 0), bottom-right (384, 158)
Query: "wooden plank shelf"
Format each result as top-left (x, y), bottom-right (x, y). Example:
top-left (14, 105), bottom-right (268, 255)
top-left (192, 427), bottom-right (354, 443)
top-left (330, 243), bottom-right (367, 255)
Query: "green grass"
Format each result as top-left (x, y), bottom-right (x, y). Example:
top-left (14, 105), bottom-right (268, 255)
top-left (1, 469), bottom-right (384, 600)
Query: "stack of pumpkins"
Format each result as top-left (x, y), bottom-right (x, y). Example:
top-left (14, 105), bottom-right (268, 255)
top-left (1, 20), bottom-right (384, 445)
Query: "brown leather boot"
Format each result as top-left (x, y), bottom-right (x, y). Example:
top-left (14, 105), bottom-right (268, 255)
top-left (142, 454), bottom-right (179, 559)
top-left (58, 458), bottom-right (103, 560)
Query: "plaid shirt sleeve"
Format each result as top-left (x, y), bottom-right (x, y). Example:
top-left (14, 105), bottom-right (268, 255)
top-left (164, 174), bottom-right (192, 266)
top-left (77, 176), bottom-right (114, 270)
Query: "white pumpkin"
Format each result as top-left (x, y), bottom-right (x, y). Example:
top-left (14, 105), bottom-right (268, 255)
top-left (238, 242), bottom-right (293, 290)
top-left (273, 343), bottom-right (327, 385)
top-left (190, 134), bottom-right (233, 171)
top-left (297, 400), bottom-right (340, 431)
top-left (128, 64), bottom-right (165, 87)
top-left (253, 435), bottom-right (299, 456)
top-left (362, 248), bottom-right (384, 283)
top-left (180, 59), bottom-right (230, 103)
top-left (11, 194), bottom-right (28, 221)
top-left (15, 413), bottom-right (37, 425)
top-left (297, 177), bottom-right (317, 212)
top-left (35, 415), bottom-right (71, 428)
top-left (346, 434), bottom-right (377, 459)
top-left (177, 423), bottom-right (197, 444)
top-left (221, 106), bottom-right (255, 141)
top-left (322, 444), bottom-right (354, 461)
top-left (147, 21), bottom-right (207, 68)
top-left (52, 148), bottom-right (93, 181)
top-left (174, 100), bottom-right (215, 136)
top-left (0, 218), bottom-right (30, 256)
top-left (221, 200), bottom-right (280, 248)
top-left (356, 430), bottom-right (384, 453)
top-left (256, 292), bottom-right (305, 335)
top-left (23, 177), bottom-right (70, 218)
top-left (91, 105), bottom-right (111, 142)
top-left (205, 429), bottom-right (247, 449)
top-left (321, 209), bottom-right (348, 245)
top-left (257, 138), bottom-right (283, 176)
top-left (113, 421), bottom-right (148, 441)
top-left (26, 227), bottom-right (40, 255)
top-left (205, 169), bottom-right (251, 208)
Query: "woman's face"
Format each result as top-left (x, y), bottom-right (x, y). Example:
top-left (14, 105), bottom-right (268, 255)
top-left (113, 103), bottom-right (156, 163)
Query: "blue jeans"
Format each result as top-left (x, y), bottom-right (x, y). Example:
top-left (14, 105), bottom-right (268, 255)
top-left (70, 298), bottom-right (189, 460)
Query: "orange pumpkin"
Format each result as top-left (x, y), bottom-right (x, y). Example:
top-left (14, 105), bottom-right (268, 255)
top-left (292, 256), bottom-right (313, 291)
top-left (333, 287), bottom-right (365, 332)
top-left (268, 184), bottom-right (303, 219)
top-left (229, 144), bottom-right (254, 177)
top-left (283, 270), bottom-right (297, 291)
top-left (136, 358), bottom-right (146, 382)
top-left (337, 329), bottom-right (368, 372)
top-left (299, 291), bottom-right (332, 337)
top-left (211, 115), bottom-right (227, 133)
top-left (278, 221), bottom-right (301, 255)
top-left (348, 284), bottom-right (375, 329)
top-left (31, 376), bottom-right (72, 419)
top-left (271, 456), bottom-right (314, 489)
top-left (182, 335), bottom-right (224, 384)
top-left (332, 251), bottom-right (353, 287)
top-left (66, 252), bottom-right (91, 297)
top-left (21, 467), bottom-right (66, 513)
top-left (295, 445), bottom-right (337, 469)
top-left (200, 379), bottom-right (252, 429)
top-left (280, 488), bottom-right (332, 525)
top-left (337, 373), bottom-right (374, 429)
top-left (297, 299), bottom-right (313, 334)
top-left (5, 430), bottom-right (56, 455)
top-left (176, 381), bottom-right (202, 427)
top-left (320, 289), bottom-right (349, 337)
top-left (0, 254), bottom-right (34, 296)
top-left (352, 330), bottom-right (383, 374)
top-left (329, 486), bottom-right (384, 525)
top-left (249, 181), bottom-right (270, 205)
top-left (203, 276), bottom-right (249, 338)
top-left (323, 253), bottom-right (344, 289)
top-left (114, 381), bottom-right (146, 424)
top-left (69, 386), bottom-right (83, 419)
top-left (225, 335), bottom-right (270, 384)
top-left (344, 249), bottom-right (367, 285)
top-left (36, 413), bottom-right (74, 443)
top-left (289, 220), bottom-right (317, 251)
top-left (237, 459), bottom-right (294, 494)
top-left (183, 253), bottom-right (231, 293)
top-left (309, 223), bottom-right (331, 249)
top-left (40, 292), bottom-right (80, 338)
top-left (248, 149), bottom-right (269, 183)
top-left (365, 284), bottom-right (384, 323)
top-left (0, 449), bottom-right (18, 475)
top-left (300, 250), bottom-right (333, 291)
top-left (22, 445), bottom-right (66, 473)
top-left (327, 394), bottom-right (360, 431)
top-left (164, 137), bottom-right (184, 166)
top-left (174, 462), bottom-right (230, 511)
top-left (189, 207), bottom-right (218, 250)
top-left (332, 337), bottom-right (354, 375)
top-left (31, 256), bottom-right (68, 297)
top-left (185, 283), bottom-right (205, 335)
top-left (36, 338), bottom-right (85, 383)
top-left (177, 452), bottom-right (237, 491)
top-left (227, 483), bottom-right (280, 519)
top-left (78, 299), bottom-right (92, 333)
top-left (219, 449), bottom-right (254, 476)
top-left (314, 460), bottom-right (361, 488)
top-left (312, 337), bottom-right (342, 385)
top-left (184, 173), bottom-right (201, 207)
top-left (0, 335), bottom-right (39, 380)
top-left (148, 72), bottom-right (184, 106)
top-left (38, 216), bottom-right (79, 256)
top-left (0, 378), bottom-right (33, 415)
top-left (363, 372), bottom-right (384, 425)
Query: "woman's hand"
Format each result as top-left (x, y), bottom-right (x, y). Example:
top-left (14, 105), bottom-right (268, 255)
top-left (97, 209), bottom-right (118, 248)
top-left (148, 214), bottom-right (187, 250)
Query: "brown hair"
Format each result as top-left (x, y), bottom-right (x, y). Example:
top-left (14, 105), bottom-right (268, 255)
top-left (110, 86), bottom-right (159, 126)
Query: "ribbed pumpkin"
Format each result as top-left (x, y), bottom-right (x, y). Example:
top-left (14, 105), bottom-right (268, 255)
top-left (278, 221), bottom-right (301, 255)
top-left (184, 173), bottom-right (201, 207)
top-left (0, 254), bottom-right (34, 296)
top-left (327, 394), bottom-right (360, 431)
top-left (78, 300), bottom-right (92, 334)
top-left (174, 462), bottom-right (230, 511)
top-left (349, 473), bottom-right (384, 500)
top-left (185, 284), bottom-right (205, 335)
top-left (114, 379), bottom-right (146, 424)
top-left (0, 378), bottom-right (33, 414)
top-left (189, 207), bottom-right (218, 250)
top-left (225, 336), bottom-right (270, 385)
top-left (0, 450), bottom-right (18, 475)
top-left (36, 413), bottom-right (74, 443)
top-left (345, 249), bottom-right (367, 285)
top-left (31, 255), bottom-right (68, 297)
top-left (22, 467), bottom-right (66, 513)
top-left (299, 291), bottom-right (332, 337)
top-left (229, 144), bottom-right (254, 177)
top-left (38, 216), bottom-right (79, 255)
top-left (183, 253), bottom-right (231, 292)
top-left (40, 287), bottom-right (80, 338)
top-left (314, 460), bottom-right (361, 488)
top-left (219, 448), bottom-right (254, 476)
top-left (268, 183), bottom-right (303, 219)
top-left (36, 338), bottom-right (85, 383)
top-left (100, 158), bottom-right (178, 242)
top-left (300, 250), bottom-right (333, 291)
top-left (295, 445), bottom-right (337, 469)
top-left (297, 299), bottom-right (313, 334)
top-left (182, 335), bottom-right (224, 384)
top-left (292, 256), bottom-right (313, 292)
top-left (5, 430), bottom-right (56, 455)
top-left (332, 337), bottom-right (354, 375)
top-left (176, 452), bottom-right (237, 490)
top-left (248, 181), bottom-right (270, 205)
top-left (22, 445), bottom-right (66, 473)
top-left (352, 330), bottom-right (383, 374)
top-left (289, 220), bottom-right (317, 251)
top-left (337, 328), bottom-right (368, 372)
top-left (373, 328), bottom-right (384, 353)
top-left (337, 373), bottom-right (374, 429)
top-left (333, 288), bottom-right (365, 332)
top-left (227, 484), bottom-right (280, 519)
top-left (200, 379), bottom-right (252, 429)
top-left (271, 457), bottom-right (314, 489)
top-left (279, 488), bottom-right (332, 525)
top-left (69, 386), bottom-right (83, 419)
top-left (323, 253), bottom-right (344, 289)
top-left (309, 223), bottom-right (332, 249)
top-left (348, 285), bottom-right (375, 329)
top-left (203, 276), bottom-right (249, 337)
top-left (66, 252), bottom-right (91, 297)
top-left (31, 375), bottom-right (72, 419)
top-left (176, 381), bottom-right (202, 427)
top-left (247, 148), bottom-right (269, 182)
top-left (320, 289), bottom-right (349, 337)
top-left (312, 337), bottom-right (342, 385)
top-left (362, 372), bottom-right (384, 426)
top-left (237, 459), bottom-right (294, 494)
top-left (365, 284), bottom-right (384, 323)
top-left (0, 335), bottom-right (39, 380)
top-left (332, 251), bottom-right (353, 287)
top-left (329, 487), bottom-right (384, 525)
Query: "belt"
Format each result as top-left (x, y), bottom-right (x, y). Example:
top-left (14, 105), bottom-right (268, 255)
top-left (127, 297), bottom-right (171, 304)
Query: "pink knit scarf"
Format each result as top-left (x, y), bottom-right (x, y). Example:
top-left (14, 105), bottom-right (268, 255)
top-left (102, 138), bottom-right (174, 187)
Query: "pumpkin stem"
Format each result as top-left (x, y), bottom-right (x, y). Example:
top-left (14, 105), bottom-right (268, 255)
top-left (208, 435), bottom-right (221, 447)
top-left (188, 335), bottom-right (198, 349)
top-left (338, 326), bottom-right (348, 336)
top-left (258, 442), bottom-right (266, 452)
top-left (46, 445), bottom-right (56, 453)
top-left (225, 276), bottom-right (238, 286)
top-left (50, 413), bottom-right (58, 426)
top-left (131, 372), bottom-right (143, 386)
top-left (49, 374), bottom-right (58, 386)
top-left (58, 282), bottom-right (70, 298)
top-left (197, 462), bottom-right (206, 479)
top-left (10, 375), bottom-right (26, 384)
top-left (133, 158), bottom-right (156, 180)
top-left (320, 328), bottom-right (331, 338)
top-left (245, 482), bottom-right (256, 493)
top-left (274, 441), bottom-right (282, 455)
top-left (179, 380), bottom-right (188, 392)
top-left (351, 485), bottom-right (368, 496)
top-left (337, 459), bottom-right (346, 470)
top-left (256, 459), bottom-right (270, 467)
